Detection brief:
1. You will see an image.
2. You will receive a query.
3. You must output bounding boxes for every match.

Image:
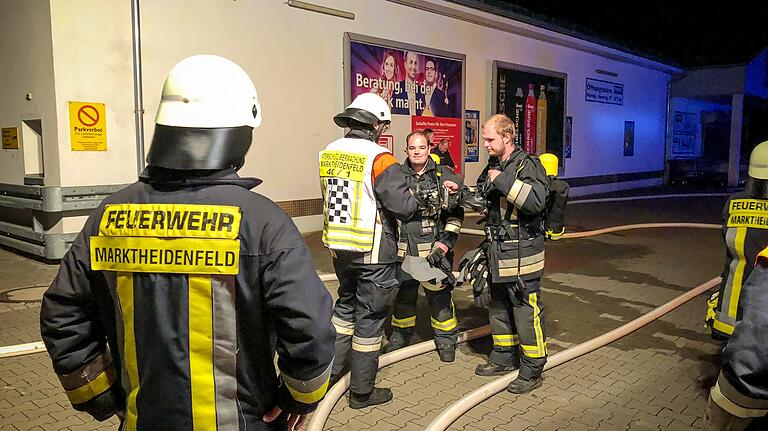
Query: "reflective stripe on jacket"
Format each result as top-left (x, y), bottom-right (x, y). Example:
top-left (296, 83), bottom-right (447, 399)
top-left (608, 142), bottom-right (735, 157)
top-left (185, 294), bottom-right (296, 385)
top-left (320, 131), bottom-right (420, 264)
top-left (320, 137), bottom-right (388, 252)
top-left (41, 168), bottom-right (336, 429)
top-left (479, 148), bottom-right (549, 283)
top-left (714, 192), bottom-right (768, 338)
top-left (713, 247), bottom-right (768, 418)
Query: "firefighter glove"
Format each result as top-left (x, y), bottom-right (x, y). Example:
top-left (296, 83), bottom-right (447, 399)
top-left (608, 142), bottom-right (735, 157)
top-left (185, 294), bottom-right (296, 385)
top-left (427, 246), bottom-right (445, 267)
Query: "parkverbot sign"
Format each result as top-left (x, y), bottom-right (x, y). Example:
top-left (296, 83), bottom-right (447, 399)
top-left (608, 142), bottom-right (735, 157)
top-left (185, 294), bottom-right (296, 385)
top-left (69, 101), bottom-right (107, 151)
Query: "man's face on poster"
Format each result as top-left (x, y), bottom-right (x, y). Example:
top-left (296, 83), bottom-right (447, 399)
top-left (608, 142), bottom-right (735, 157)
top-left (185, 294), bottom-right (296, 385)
top-left (405, 52), bottom-right (418, 81)
top-left (425, 60), bottom-right (436, 85)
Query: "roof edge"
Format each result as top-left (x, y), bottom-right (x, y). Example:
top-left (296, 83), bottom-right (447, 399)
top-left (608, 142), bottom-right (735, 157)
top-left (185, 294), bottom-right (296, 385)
top-left (444, 0), bottom-right (684, 70)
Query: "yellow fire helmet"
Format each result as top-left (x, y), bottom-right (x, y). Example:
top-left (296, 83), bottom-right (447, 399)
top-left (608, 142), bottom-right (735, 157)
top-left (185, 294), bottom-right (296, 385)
top-left (748, 140), bottom-right (768, 180)
top-left (539, 153), bottom-right (559, 177)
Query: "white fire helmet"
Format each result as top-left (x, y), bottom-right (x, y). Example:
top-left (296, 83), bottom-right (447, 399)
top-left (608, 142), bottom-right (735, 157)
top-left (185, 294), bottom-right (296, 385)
top-left (147, 55), bottom-right (262, 170)
top-left (334, 93), bottom-right (391, 128)
top-left (748, 140), bottom-right (768, 180)
top-left (155, 54), bottom-right (262, 129)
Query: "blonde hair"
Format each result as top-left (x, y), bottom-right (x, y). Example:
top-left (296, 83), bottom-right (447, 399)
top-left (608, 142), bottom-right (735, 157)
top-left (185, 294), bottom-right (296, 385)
top-left (484, 114), bottom-right (516, 142)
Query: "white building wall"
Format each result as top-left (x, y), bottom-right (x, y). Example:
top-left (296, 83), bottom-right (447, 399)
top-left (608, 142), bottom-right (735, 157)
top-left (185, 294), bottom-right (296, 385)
top-left (2, 0), bottom-right (677, 233)
top-left (139, 0), bottom-right (674, 194)
top-left (0, 0), bottom-right (58, 185)
top-left (562, 61), bottom-right (669, 179)
top-left (49, 0), bottom-right (137, 187)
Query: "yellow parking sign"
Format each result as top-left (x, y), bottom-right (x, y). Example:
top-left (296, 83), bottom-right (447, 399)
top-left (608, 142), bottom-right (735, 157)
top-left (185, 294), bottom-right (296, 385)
top-left (69, 101), bottom-right (107, 151)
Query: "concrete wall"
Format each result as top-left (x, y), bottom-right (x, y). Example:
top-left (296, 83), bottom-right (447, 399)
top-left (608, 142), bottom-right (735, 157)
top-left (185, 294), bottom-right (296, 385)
top-left (140, 0), bottom-right (673, 193)
top-left (2, 0), bottom-right (677, 233)
top-left (49, 0), bottom-right (137, 187)
top-left (0, 0), bottom-right (58, 185)
top-left (562, 65), bottom-right (668, 181)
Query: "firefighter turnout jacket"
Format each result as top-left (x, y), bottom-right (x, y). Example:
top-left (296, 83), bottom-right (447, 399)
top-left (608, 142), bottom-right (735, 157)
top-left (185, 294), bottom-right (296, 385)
top-left (712, 191), bottom-right (768, 339)
top-left (321, 130), bottom-right (420, 395)
top-left (40, 168), bottom-right (336, 430)
top-left (480, 147), bottom-right (549, 283)
top-left (710, 247), bottom-right (768, 419)
top-left (397, 157), bottom-right (464, 259)
top-left (320, 130), bottom-right (420, 263)
top-left (391, 158), bottom-right (464, 342)
top-left (473, 148), bottom-right (549, 379)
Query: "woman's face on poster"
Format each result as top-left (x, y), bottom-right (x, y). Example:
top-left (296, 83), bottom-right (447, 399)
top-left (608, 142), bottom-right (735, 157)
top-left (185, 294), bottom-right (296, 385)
top-left (383, 55), bottom-right (396, 80)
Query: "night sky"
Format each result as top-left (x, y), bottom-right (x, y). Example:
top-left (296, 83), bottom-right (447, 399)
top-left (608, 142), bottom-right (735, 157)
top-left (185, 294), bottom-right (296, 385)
top-left (453, 0), bottom-right (768, 68)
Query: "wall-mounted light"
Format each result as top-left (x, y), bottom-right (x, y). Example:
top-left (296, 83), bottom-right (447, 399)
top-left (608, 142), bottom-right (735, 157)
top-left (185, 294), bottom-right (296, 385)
top-left (287, 0), bottom-right (355, 20)
top-left (595, 69), bottom-right (619, 77)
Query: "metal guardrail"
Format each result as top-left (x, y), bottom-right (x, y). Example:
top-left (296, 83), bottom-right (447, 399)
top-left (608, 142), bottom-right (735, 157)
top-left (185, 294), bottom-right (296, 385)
top-left (0, 183), bottom-right (130, 259)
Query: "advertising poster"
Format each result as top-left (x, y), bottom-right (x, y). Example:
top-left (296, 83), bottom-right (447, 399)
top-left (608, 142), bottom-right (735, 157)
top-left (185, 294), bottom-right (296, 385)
top-left (464, 110), bottom-right (480, 163)
top-left (672, 134), bottom-right (695, 154)
top-left (349, 38), bottom-right (464, 172)
top-left (624, 121), bottom-right (635, 157)
top-left (495, 62), bottom-right (565, 165)
top-left (671, 111), bottom-right (696, 155)
top-left (411, 116), bottom-right (463, 173)
top-left (377, 134), bottom-right (394, 153)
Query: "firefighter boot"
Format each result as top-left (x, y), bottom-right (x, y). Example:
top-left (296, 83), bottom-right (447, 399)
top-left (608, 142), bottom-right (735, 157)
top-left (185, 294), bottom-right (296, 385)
top-left (349, 387), bottom-right (393, 409)
top-left (437, 344), bottom-right (456, 363)
top-left (506, 375), bottom-right (543, 394)
top-left (475, 361), bottom-right (518, 377)
top-left (382, 331), bottom-right (411, 354)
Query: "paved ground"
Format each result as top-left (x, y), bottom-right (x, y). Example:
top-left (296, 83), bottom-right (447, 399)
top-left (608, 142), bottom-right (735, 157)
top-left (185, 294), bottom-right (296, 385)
top-left (0, 190), bottom-right (729, 430)
top-left (0, 252), bottom-right (121, 430)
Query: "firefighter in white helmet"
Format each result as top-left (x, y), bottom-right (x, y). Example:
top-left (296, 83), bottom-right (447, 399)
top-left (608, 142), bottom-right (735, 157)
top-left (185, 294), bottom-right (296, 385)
top-left (320, 93), bottom-right (421, 408)
top-left (41, 55), bottom-right (335, 430)
top-left (708, 140), bottom-right (768, 341)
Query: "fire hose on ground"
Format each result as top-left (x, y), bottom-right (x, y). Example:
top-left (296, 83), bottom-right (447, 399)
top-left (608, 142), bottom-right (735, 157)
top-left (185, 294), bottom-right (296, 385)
top-left (424, 275), bottom-right (721, 431)
top-left (307, 222), bottom-right (722, 431)
top-left (0, 341), bottom-right (47, 358)
top-left (0, 192), bottom-right (725, 360)
top-left (0, 222), bottom-right (721, 430)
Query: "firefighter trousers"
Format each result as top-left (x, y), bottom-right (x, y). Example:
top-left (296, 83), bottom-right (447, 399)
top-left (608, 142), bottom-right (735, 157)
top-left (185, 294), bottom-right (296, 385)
top-left (488, 278), bottom-right (547, 380)
top-left (703, 392), bottom-right (766, 431)
top-left (330, 258), bottom-right (398, 395)
top-left (390, 269), bottom-right (459, 349)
